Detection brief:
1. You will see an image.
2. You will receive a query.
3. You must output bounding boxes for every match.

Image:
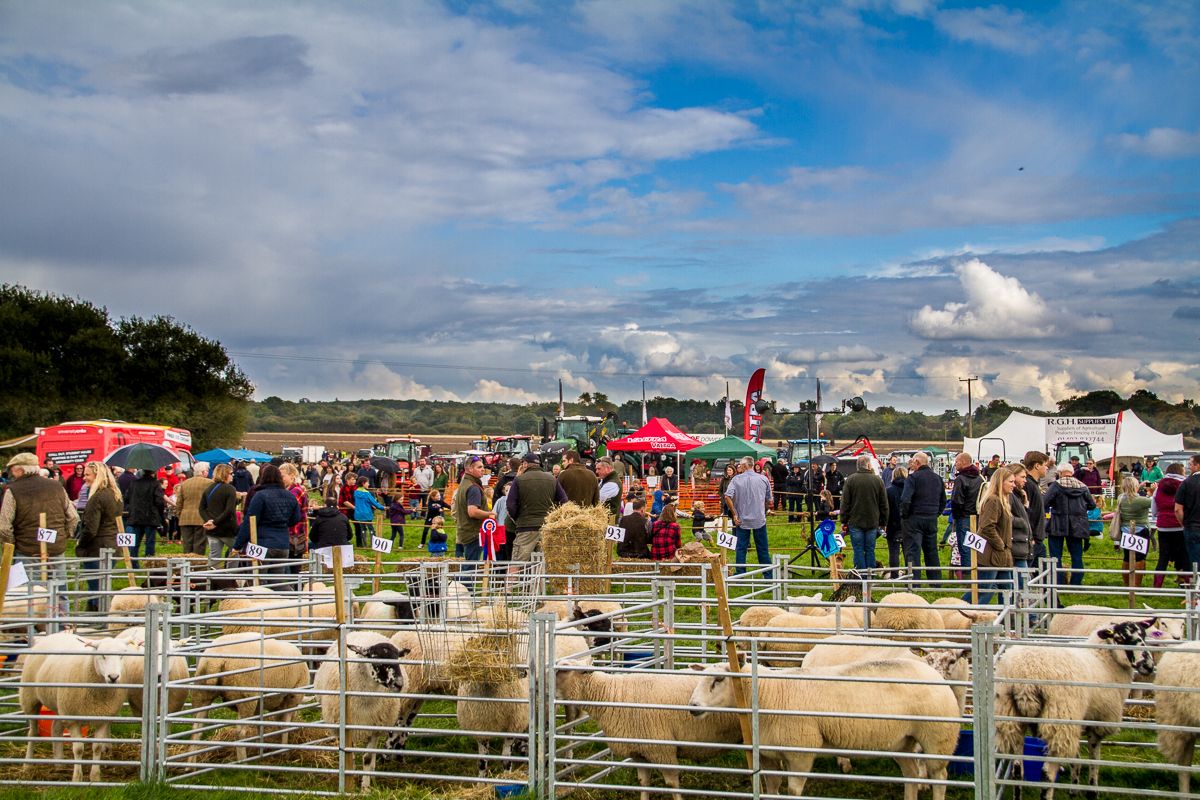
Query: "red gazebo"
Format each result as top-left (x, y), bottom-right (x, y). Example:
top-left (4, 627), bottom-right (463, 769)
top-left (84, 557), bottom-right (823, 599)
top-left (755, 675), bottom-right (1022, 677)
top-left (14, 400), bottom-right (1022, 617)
top-left (605, 417), bottom-right (703, 453)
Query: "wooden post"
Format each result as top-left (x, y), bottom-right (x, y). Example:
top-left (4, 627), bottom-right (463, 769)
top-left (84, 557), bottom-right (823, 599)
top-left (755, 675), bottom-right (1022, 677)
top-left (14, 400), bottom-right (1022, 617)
top-left (115, 516), bottom-right (137, 586)
top-left (372, 514), bottom-right (383, 594)
top-left (706, 552), bottom-right (754, 769)
top-left (332, 546), bottom-right (347, 625)
top-left (38, 512), bottom-right (48, 583)
top-left (0, 543), bottom-right (14, 616)
top-left (249, 516), bottom-right (260, 588)
top-left (1127, 547), bottom-right (1136, 609)
top-left (970, 514), bottom-right (979, 605)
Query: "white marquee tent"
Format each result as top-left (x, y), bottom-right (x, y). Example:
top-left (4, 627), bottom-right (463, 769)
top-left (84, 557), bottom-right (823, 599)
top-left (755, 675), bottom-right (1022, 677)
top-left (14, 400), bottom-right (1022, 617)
top-left (963, 410), bottom-right (1184, 463)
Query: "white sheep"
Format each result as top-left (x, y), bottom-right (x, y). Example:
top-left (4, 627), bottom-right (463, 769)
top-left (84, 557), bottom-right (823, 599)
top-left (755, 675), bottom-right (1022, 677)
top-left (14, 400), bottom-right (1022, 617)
top-left (453, 626), bottom-right (593, 775)
top-left (456, 672), bottom-right (530, 777)
top-left (2, 584), bottom-right (50, 635)
top-left (687, 659), bottom-right (960, 800)
top-left (107, 588), bottom-right (166, 631)
top-left (191, 632), bottom-right (309, 762)
top-left (217, 586), bottom-right (350, 642)
top-left (735, 605), bottom-right (786, 630)
top-left (555, 660), bottom-right (742, 800)
top-left (995, 619), bottom-right (1157, 798)
top-left (871, 592), bottom-right (946, 633)
top-left (930, 597), bottom-right (998, 630)
top-left (114, 626), bottom-right (190, 715)
top-left (360, 589), bottom-right (415, 621)
top-left (1154, 640), bottom-right (1200, 797)
top-left (756, 610), bottom-right (866, 664)
top-left (313, 631), bottom-right (409, 790)
top-left (18, 630), bottom-right (136, 782)
top-left (801, 634), bottom-right (970, 775)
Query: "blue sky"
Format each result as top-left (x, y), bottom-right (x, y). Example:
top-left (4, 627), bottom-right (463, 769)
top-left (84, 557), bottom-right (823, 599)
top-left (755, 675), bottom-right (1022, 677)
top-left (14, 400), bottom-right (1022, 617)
top-left (1, 1), bottom-right (1197, 415)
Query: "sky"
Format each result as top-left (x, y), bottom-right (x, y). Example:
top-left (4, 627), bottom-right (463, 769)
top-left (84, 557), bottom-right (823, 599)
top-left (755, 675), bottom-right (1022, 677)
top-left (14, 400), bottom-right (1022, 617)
top-left (2, 0), bottom-right (1198, 416)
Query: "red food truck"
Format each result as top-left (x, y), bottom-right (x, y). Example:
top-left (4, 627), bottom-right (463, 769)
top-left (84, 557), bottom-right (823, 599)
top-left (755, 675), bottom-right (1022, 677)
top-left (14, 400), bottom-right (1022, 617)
top-left (35, 420), bottom-right (194, 477)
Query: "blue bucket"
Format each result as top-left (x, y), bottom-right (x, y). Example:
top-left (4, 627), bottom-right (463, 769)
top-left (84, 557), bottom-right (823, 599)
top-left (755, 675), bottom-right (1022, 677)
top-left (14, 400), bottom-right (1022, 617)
top-left (621, 650), bottom-right (654, 665)
top-left (494, 784), bottom-right (527, 798)
top-left (949, 730), bottom-right (1049, 782)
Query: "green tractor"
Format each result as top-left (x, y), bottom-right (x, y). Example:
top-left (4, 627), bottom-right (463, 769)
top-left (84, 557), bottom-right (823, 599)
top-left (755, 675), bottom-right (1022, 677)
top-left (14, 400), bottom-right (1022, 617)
top-left (537, 413), bottom-right (619, 467)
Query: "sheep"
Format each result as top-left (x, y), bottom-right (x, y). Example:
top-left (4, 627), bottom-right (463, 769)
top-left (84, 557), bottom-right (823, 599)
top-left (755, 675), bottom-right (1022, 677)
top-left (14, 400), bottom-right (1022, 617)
top-left (18, 630), bottom-right (136, 782)
top-left (871, 592), bottom-right (946, 633)
top-left (555, 659), bottom-right (742, 800)
top-left (106, 588), bottom-right (166, 630)
top-left (687, 659), bottom-right (960, 800)
top-left (756, 610), bottom-right (866, 664)
top-left (800, 635), bottom-right (970, 775)
top-left (735, 605), bottom-right (786, 630)
top-left (217, 586), bottom-right (350, 642)
top-left (190, 632), bottom-right (309, 762)
top-left (930, 597), bottom-right (998, 630)
top-left (456, 671), bottom-right (530, 777)
top-left (1048, 604), bottom-right (1184, 643)
top-left (113, 626), bottom-right (190, 715)
top-left (313, 631), bottom-right (409, 791)
top-left (995, 619), bottom-right (1157, 799)
top-left (1154, 640), bottom-right (1200, 797)
top-left (360, 589), bottom-right (416, 621)
top-left (539, 598), bottom-right (628, 646)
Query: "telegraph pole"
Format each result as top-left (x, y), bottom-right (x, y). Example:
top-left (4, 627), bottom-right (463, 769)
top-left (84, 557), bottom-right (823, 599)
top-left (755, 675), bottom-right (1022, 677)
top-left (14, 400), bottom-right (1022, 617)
top-left (960, 376), bottom-right (979, 438)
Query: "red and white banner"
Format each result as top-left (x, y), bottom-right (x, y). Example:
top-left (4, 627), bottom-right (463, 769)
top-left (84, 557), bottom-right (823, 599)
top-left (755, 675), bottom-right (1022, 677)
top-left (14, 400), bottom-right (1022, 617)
top-left (744, 368), bottom-right (765, 443)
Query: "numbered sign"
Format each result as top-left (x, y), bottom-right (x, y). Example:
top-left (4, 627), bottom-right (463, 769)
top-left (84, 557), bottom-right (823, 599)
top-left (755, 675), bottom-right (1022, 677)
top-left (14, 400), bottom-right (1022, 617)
top-left (116, 532), bottom-right (136, 548)
top-left (244, 543), bottom-right (268, 561)
top-left (963, 532), bottom-right (988, 554)
top-left (717, 531), bottom-right (738, 550)
top-left (604, 525), bottom-right (626, 542)
top-left (1120, 531), bottom-right (1149, 555)
top-left (832, 533), bottom-right (846, 549)
top-left (36, 528), bottom-right (57, 544)
top-left (371, 536), bottom-right (393, 554)
top-left (6, 561), bottom-right (29, 590)
top-left (316, 544), bottom-right (354, 568)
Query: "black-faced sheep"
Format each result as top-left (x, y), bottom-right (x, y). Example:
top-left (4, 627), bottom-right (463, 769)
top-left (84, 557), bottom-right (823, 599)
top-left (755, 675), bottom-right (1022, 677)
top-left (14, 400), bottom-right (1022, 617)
top-left (18, 631), bottom-right (136, 782)
top-left (313, 632), bottom-right (409, 790)
top-left (556, 659), bottom-right (741, 800)
top-left (995, 619), bottom-right (1157, 799)
top-left (1154, 639), bottom-right (1200, 797)
top-left (687, 660), bottom-right (960, 800)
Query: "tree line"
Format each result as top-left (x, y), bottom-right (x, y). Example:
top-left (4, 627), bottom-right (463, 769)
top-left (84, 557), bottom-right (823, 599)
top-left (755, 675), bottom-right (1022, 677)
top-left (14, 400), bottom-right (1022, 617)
top-left (0, 284), bottom-right (252, 450)
top-left (250, 391), bottom-right (1199, 445)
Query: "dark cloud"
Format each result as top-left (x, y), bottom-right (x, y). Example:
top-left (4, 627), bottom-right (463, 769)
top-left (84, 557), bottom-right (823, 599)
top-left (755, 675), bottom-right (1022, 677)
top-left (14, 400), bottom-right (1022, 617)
top-left (1172, 305), bottom-right (1200, 319)
top-left (127, 35), bottom-right (311, 95)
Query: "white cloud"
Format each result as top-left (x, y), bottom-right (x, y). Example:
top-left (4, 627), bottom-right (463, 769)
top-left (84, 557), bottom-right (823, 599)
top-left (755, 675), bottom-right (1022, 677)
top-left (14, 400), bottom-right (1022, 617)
top-left (935, 6), bottom-right (1040, 54)
top-left (356, 363), bottom-right (458, 402)
top-left (909, 259), bottom-right (1112, 339)
top-left (1112, 127), bottom-right (1200, 158)
top-left (471, 379), bottom-right (542, 404)
top-left (783, 344), bottom-right (882, 364)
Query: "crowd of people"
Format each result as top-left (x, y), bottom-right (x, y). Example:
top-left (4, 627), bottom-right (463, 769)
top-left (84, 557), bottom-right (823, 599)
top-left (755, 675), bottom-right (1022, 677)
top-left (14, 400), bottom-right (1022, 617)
top-left (2, 444), bottom-right (1199, 605)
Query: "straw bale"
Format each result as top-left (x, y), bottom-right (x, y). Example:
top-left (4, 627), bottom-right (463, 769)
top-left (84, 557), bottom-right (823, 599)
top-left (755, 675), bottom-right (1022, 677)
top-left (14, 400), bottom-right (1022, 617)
top-left (443, 631), bottom-right (521, 683)
top-left (170, 721), bottom-right (336, 765)
top-left (541, 502), bottom-right (611, 594)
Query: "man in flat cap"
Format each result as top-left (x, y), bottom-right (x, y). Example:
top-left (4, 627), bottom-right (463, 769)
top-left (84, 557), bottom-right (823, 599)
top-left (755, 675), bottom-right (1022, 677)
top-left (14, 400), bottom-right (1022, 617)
top-left (1, 452), bottom-right (78, 583)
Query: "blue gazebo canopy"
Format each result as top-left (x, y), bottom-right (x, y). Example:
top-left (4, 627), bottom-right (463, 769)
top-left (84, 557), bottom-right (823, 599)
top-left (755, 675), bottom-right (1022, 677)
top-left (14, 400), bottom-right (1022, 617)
top-left (192, 447), bottom-right (274, 465)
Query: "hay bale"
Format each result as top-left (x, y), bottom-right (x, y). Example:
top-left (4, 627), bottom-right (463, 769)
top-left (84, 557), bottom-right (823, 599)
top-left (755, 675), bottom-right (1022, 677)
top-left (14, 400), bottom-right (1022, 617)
top-left (443, 632), bottom-right (520, 683)
top-left (541, 503), bottom-right (611, 594)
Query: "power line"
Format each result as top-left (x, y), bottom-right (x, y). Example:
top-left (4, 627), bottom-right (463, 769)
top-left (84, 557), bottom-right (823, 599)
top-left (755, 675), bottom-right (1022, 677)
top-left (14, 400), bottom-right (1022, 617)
top-left (226, 350), bottom-right (1020, 388)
